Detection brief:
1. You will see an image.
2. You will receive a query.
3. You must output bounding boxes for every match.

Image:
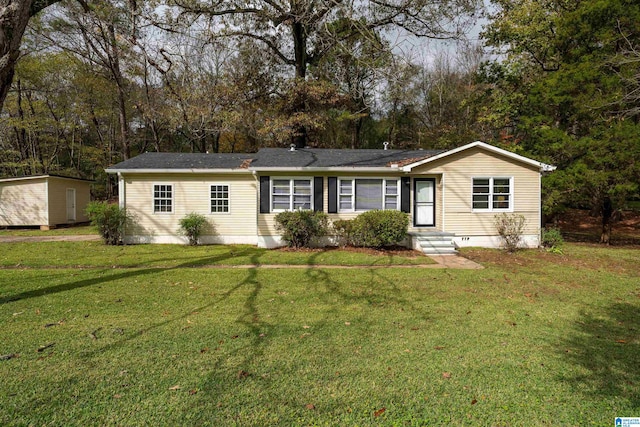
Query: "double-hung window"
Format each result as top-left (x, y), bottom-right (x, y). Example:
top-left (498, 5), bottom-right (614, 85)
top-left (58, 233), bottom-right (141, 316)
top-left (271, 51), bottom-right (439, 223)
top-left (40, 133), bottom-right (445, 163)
top-left (271, 178), bottom-right (312, 211)
top-left (472, 177), bottom-right (512, 211)
top-left (210, 184), bottom-right (230, 213)
top-left (153, 184), bottom-right (173, 213)
top-left (338, 178), bottom-right (399, 211)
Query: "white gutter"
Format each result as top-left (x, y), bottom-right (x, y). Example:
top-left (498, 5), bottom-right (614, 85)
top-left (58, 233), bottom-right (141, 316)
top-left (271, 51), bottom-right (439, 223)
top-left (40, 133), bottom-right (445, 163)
top-left (249, 166), bottom-right (400, 173)
top-left (105, 168), bottom-right (253, 174)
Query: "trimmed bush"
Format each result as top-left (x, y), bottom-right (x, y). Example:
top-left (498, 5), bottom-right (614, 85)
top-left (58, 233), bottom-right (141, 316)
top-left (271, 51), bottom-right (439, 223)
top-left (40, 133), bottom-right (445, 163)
top-left (350, 210), bottom-right (409, 248)
top-left (86, 201), bottom-right (128, 245)
top-left (275, 210), bottom-right (329, 248)
top-left (179, 213), bottom-right (209, 245)
top-left (541, 227), bottom-right (564, 253)
top-left (494, 213), bottom-right (526, 252)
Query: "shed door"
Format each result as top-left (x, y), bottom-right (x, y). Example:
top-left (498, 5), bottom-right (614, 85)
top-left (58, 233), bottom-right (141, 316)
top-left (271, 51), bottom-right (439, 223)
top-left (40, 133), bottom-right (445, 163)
top-left (414, 179), bottom-right (435, 227)
top-left (66, 188), bottom-right (76, 222)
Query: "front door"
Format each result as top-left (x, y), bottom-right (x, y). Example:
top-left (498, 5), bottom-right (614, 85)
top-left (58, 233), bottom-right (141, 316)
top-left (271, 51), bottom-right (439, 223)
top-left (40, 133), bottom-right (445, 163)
top-left (66, 188), bottom-right (76, 222)
top-left (414, 178), bottom-right (435, 227)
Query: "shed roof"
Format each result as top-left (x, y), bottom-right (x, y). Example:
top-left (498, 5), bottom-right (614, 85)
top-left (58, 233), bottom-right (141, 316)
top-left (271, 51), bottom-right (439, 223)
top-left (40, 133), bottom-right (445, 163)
top-left (0, 174), bottom-right (94, 183)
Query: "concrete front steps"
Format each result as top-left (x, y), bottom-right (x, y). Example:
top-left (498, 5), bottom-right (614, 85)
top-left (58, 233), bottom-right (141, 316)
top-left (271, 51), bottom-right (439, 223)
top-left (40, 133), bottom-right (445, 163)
top-left (411, 232), bottom-right (457, 255)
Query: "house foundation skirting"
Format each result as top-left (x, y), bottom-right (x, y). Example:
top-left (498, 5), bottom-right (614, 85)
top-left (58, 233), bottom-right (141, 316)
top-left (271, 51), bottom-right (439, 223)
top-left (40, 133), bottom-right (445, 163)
top-left (123, 235), bottom-right (258, 245)
top-left (452, 234), bottom-right (540, 249)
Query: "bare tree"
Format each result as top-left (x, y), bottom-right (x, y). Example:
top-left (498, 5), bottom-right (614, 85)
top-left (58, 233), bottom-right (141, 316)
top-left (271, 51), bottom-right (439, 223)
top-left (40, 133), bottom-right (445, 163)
top-left (169, 0), bottom-right (480, 147)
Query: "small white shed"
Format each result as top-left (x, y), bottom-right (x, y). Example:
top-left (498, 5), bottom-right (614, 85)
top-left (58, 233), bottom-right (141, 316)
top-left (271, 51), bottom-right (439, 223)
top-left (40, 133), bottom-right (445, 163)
top-left (0, 175), bottom-right (92, 229)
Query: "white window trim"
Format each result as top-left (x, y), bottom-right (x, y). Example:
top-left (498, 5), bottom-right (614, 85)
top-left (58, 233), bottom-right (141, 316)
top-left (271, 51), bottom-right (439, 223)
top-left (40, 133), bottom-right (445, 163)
top-left (270, 177), bottom-right (314, 212)
top-left (471, 176), bottom-right (514, 212)
top-left (338, 177), bottom-right (400, 213)
top-left (153, 183), bottom-right (174, 214)
top-left (210, 183), bottom-right (231, 214)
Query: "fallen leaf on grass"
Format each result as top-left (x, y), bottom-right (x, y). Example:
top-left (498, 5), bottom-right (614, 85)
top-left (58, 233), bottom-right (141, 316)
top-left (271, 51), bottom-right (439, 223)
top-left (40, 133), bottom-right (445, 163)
top-left (442, 372), bottom-right (451, 379)
top-left (471, 399), bottom-right (477, 405)
top-left (88, 328), bottom-right (103, 340)
top-left (37, 343), bottom-right (55, 352)
top-left (200, 348), bottom-right (209, 354)
top-left (305, 404), bottom-right (315, 410)
top-left (113, 394), bottom-right (122, 399)
top-left (189, 389), bottom-right (198, 395)
top-left (374, 408), bottom-right (386, 417)
top-left (434, 346), bottom-right (445, 350)
top-left (168, 385), bottom-right (181, 390)
top-left (616, 339), bottom-right (627, 344)
top-left (345, 322), bottom-right (351, 326)
top-left (237, 370), bottom-right (250, 379)
top-left (0, 353), bottom-right (19, 361)
top-left (303, 325), bottom-right (311, 329)
top-left (12, 311), bottom-right (23, 316)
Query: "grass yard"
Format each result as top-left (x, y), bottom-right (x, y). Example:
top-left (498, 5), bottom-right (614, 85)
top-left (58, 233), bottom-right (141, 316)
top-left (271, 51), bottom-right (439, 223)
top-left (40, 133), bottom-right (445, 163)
top-left (0, 225), bottom-right (96, 236)
top-left (0, 242), bottom-right (433, 268)
top-left (0, 242), bottom-right (639, 425)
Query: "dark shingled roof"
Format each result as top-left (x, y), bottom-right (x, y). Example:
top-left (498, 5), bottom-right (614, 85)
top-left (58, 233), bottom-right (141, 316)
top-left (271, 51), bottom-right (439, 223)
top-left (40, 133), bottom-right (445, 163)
top-left (107, 148), bottom-right (446, 170)
top-left (251, 148), bottom-right (444, 168)
top-left (107, 152), bottom-right (255, 170)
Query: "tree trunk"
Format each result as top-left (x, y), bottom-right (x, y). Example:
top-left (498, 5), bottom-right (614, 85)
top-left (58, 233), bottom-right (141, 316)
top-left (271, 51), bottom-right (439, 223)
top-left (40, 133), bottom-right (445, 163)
top-left (291, 21), bottom-right (307, 148)
top-left (0, 0), bottom-right (60, 112)
top-left (600, 196), bottom-right (613, 245)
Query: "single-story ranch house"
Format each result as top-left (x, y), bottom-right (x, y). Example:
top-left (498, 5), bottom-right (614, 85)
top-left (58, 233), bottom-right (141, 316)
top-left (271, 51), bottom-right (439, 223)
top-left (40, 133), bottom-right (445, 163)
top-left (0, 175), bottom-right (92, 230)
top-left (106, 141), bottom-right (555, 253)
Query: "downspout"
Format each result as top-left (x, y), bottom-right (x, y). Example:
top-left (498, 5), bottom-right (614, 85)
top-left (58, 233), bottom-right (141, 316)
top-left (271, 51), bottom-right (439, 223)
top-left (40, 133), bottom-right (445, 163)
top-left (118, 172), bottom-right (125, 209)
top-left (441, 173), bottom-right (445, 232)
top-left (252, 171), bottom-right (259, 246)
top-left (118, 172), bottom-right (126, 240)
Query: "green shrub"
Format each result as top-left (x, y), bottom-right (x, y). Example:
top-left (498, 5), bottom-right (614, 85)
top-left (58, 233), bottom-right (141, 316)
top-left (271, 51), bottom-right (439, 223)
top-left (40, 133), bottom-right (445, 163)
top-left (179, 213), bottom-right (209, 245)
top-left (85, 201), bottom-right (129, 245)
top-left (350, 210), bottom-right (409, 248)
top-left (274, 210), bottom-right (329, 248)
top-left (494, 213), bottom-right (526, 252)
top-left (541, 227), bottom-right (564, 253)
top-left (332, 219), bottom-right (354, 247)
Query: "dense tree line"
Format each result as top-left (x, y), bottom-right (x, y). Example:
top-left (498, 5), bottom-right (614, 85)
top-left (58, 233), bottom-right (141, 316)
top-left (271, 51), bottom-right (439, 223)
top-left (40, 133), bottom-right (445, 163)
top-left (1, 0), bottom-right (639, 242)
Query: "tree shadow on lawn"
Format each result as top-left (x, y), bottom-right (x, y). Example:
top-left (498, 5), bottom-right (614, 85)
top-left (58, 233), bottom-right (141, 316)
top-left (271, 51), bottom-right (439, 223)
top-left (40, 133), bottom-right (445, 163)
top-left (558, 302), bottom-right (640, 407)
top-left (192, 253), bottom-right (434, 417)
top-left (0, 247), bottom-right (258, 305)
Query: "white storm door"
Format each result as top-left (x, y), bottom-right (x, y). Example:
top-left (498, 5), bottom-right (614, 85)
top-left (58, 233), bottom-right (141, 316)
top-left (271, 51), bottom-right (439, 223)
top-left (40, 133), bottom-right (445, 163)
top-left (414, 179), bottom-right (435, 227)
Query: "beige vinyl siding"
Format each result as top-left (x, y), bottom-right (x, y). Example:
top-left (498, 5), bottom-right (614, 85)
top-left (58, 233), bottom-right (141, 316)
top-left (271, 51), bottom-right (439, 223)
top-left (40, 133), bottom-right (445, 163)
top-left (0, 179), bottom-right (48, 226)
top-left (123, 173), bottom-right (257, 237)
top-left (411, 147), bottom-right (540, 236)
top-left (47, 177), bottom-right (91, 225)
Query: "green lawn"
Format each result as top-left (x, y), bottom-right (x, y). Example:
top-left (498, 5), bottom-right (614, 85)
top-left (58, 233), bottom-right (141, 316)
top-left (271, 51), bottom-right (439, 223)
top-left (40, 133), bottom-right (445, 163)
top-left (0, 242), bottom-right (433, 268)
top-left (1, 243), bottom-right (638, 425)
top-left (0, 225), bottom-right (96, 236)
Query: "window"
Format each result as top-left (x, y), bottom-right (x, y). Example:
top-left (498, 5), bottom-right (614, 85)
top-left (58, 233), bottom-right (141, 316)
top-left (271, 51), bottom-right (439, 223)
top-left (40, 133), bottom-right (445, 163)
top-left (339, 178), bottom-right (399, 211)
top-left (153, 184), bottom-right (173, 213)
top-left (271, 178), bottom-right (312, 211)
top-left (472, 177), bottom-right (512, 211)
top-left (210, 184), bottom-right (230, 213)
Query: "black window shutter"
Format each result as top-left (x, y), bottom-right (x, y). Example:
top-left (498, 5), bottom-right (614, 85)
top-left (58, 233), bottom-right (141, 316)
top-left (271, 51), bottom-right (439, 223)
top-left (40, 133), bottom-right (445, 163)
top-left (259, 176), bottom-right (270, 213)
top-left (401, 177), bottom-right (411, 213)
top-left (328, 177), bottom-right (338, 213)
top-left (313, 177), bottom-right (324, 212)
